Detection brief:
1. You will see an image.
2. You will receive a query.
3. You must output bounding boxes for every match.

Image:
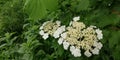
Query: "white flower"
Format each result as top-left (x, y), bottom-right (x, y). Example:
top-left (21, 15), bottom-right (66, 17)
top-left (39, 30), bottom-right (44, 35)
top-left (39, 21), bottom-right (50, 30)
top-left (70, 46), bottom-right (81, 57)
top-left (90, 25), bottom-right (97, 28)
top-left (73, 49), bottom-right (81, 57)
top-left (73, 16), bottom-right (80, 21)
top-left (53, 32), bottom-right (59, 38)
top-left (58, 38), bottom-right (64, 45)
top-left (93, 42), bottom-right (103, 49)
top-left (39, 26), bottom-right (43, 30)
top-left (56, 21), bottom-right (61, 26)
top-left (42, 21), bottom-right (50, 26)
top-left (95, 29), bottom-right (103, 40)
top-left (69, 21), bottom-right (73, 26)
top-left (63, 41), bottom-right (70, 50)
top-left (97, 42), bottom-right (103, 49)
top-left (42, 33), bottom-right (49, 40)
top-left (53, 26), bottom-right (66, 38)
top-left (84, 50), bottom-right (92, 57)
top-left (70, 46), bottom-right (75, 52)
top-left (61, 32), bottom-right (67, 39)
top-left (91, 48), bottom-right (99, 55)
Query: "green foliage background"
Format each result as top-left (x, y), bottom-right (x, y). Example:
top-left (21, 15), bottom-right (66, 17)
top-left (0, 0), bottom-right (120, 60)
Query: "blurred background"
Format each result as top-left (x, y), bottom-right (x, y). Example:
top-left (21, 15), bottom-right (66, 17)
top-left (0, 0), bottom-right (120, 60)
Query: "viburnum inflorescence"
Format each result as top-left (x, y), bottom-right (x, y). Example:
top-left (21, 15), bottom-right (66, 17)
top-left (39, 16), bottom-right (103, 57)
top-left (39, 20), bottom-right (65, 39)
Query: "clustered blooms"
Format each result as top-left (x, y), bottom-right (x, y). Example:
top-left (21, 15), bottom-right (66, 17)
top-left (39, 16), bottom-right (103, 57)
top-left (39, 20), bottom-right (65, 39)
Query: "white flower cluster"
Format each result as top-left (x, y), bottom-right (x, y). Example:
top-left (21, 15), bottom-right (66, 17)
top-left (39, 16), bottom-right (103, 57)
top-left (39, 21), bottom-right (65, 39)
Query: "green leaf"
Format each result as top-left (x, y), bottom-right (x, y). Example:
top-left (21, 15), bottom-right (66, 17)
top-left (56, 46), bottom-right (64, 56)
top-left (43, 0), bottom-right (58, 11)
top-left (109, 31), bottom-right (120, 49)
top-left (24, 0), bottom-right (47, 20)
top-left (36, 50), bottom-right (45, 56)
top-left (0, 44), bottom-right (7, 49)
top-left (22, 53), bottom-right (33, 60)
top-left (112, 45), bottom-right (120, 60)
top-left (76, 0), bottom-right (90, 12)
top-left (24, 0), bottom-right (58, 20)
top-left (98, 14), bottom-right (120, 27)
top-left (101, 30), bottom-right (110, 44)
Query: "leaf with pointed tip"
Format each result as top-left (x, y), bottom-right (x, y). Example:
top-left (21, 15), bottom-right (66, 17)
top-left (24, 0), bottom-right (58, 20)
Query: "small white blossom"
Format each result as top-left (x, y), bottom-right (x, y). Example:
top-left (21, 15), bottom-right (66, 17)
top-left (93, 41), bottom-right (103, 49)
top-left (70, 46), bottom-right (75, 52)
top-left (53, 33), bottom-right (59, 38)
top-left (69, 21), bottom-right (73, 26)
top-left (90, 25), bottom-right (97, 28)
top-left (84, 50), bottom-right (92, 57)
top-left (58, 38), bottom-right (64, 45)
top-left (56, 21), bottom-right (61, 26)
top-left (39, 21), bottom-right (50, 30)
top-left (63, 41), bottom-right (70, 50)
top-left (39, 26), bottom-right (43, 30)
top-left (42, 21), bottom-right (50, 26)
top-left (71, 48), bottom-right (81, 57)
top-left (39, 30), bottom-right (44, 35)
top-left (43, 33), bottom-right (49, 40)
top-left (61, 32), bottom-right (67, 39)
top-left (91, 48), bottom-right (99, 55)
top-left (97, 42), bottom-right (103, 49)
top-left (95, 29), bottom-right (103, 40)
top-left (53, 26), bottom-right (66, 38)
top-left (73, 16), bottom-right (80, 21)
top-left (93, 41), bottom-right (98, 46)
top-left (70, 46), bottom-right (81, 57)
